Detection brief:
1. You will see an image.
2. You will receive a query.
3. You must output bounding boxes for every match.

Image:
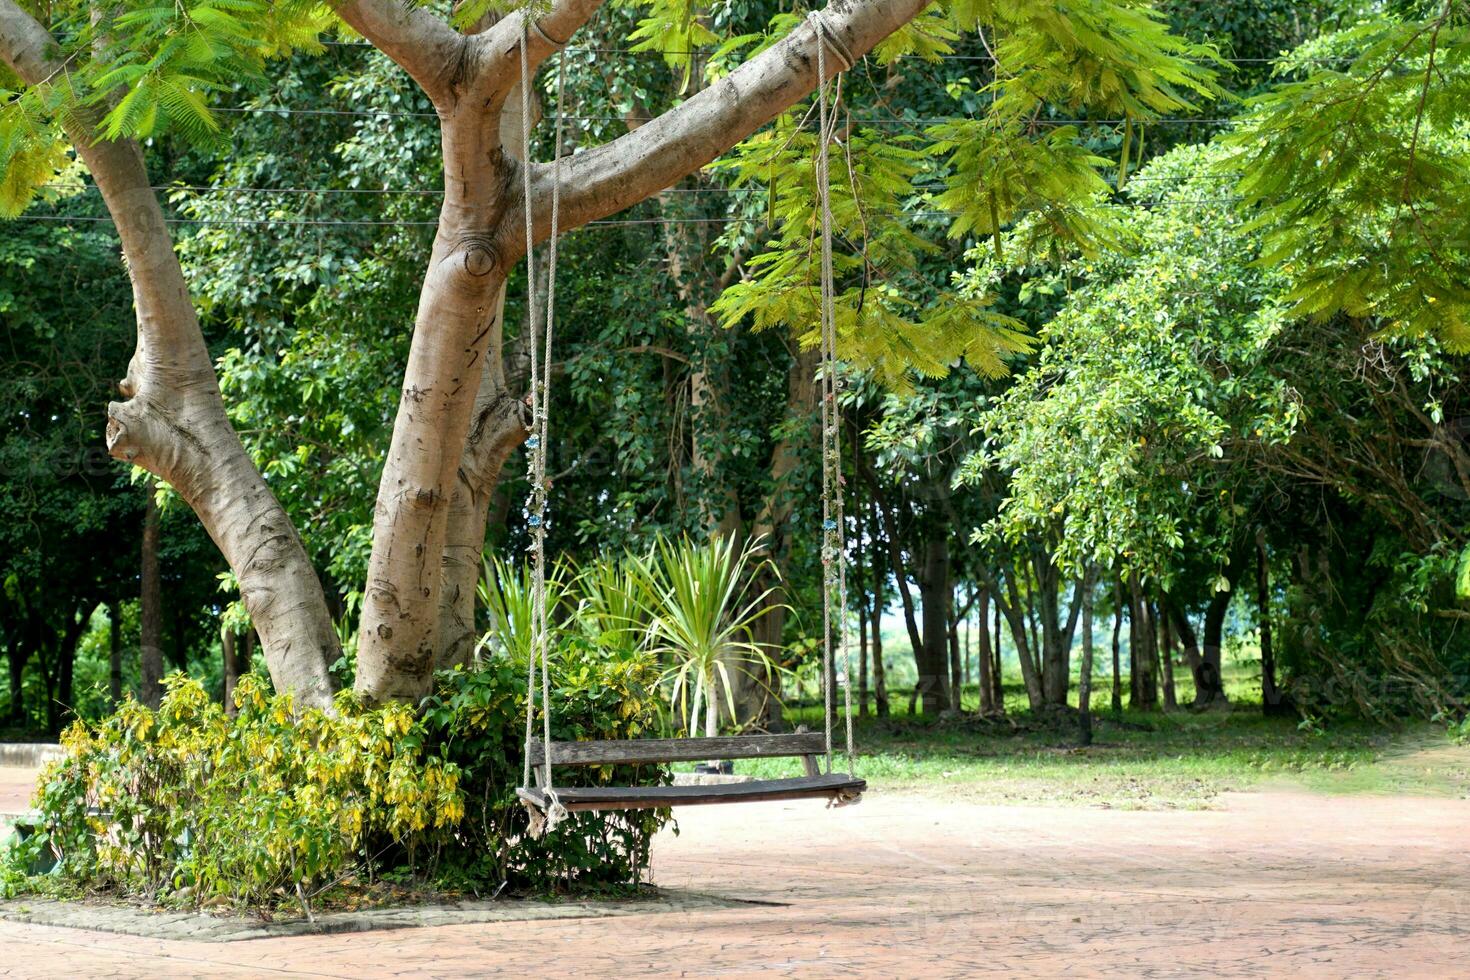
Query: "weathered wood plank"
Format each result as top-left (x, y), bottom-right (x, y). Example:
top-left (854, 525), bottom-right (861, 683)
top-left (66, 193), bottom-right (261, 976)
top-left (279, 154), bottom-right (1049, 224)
top-left (517, 774), bottom-right (865, 812)
top-left (526, 733), bottom-right (828, 767)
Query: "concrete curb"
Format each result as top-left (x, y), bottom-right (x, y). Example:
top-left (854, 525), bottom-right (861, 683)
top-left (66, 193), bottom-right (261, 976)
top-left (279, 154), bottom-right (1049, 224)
top-left (0, 745), bottom-right (61, 768)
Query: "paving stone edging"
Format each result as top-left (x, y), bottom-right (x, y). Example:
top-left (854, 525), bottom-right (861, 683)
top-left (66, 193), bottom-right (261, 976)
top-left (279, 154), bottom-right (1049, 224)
top-left (0, 890), bottom-right (770, 943)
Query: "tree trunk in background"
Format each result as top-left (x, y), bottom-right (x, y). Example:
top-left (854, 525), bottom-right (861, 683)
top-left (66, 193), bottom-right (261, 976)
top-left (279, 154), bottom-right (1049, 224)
top-left (869, 501), bottom-right (889, 718)
top-left (742, 346), bottom-right (820, 729)
top-left (140, 491), bottom-right (164, 710)
top-left (1128, 577), bottom-right (1158, 709)
top-left (1199, 588), bottom-right (1232, 705)
top-left (858, 575), bottom-right (864, 719)
top-left (1257, 530), bottom-right (1285, 716)
top-left (5, 646), bottom-right (23, 726)
top-left (991, 563), bottom-right (1044, 711)
top-left (976, 588), bottom-right (995, 714)
top-left (1078, 569), bottom-right (1096, 746)
top-left (1159, 602), bottom-right (1177, 710)
top-left (947, 586), bottom-right (963, 711)
top-left (222, 626), bottom-right (242, 716)
top-left (916, 535), bottom-right (953, 714)
top-left (1111, 579), bottom-right (1124, 714)
top-left (1170, 593), bottom-right (1230, 707)
top-left (863, 477), bottom-right (924, 708)
top-left (992, 598), bottom-right (1004, 708)
top-left (108, 601), bottom-right (123, 708)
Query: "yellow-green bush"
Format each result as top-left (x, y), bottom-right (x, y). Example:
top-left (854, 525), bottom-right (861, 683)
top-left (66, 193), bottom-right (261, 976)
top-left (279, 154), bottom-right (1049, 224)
top-left (6, 644), bottom-right (668, 909)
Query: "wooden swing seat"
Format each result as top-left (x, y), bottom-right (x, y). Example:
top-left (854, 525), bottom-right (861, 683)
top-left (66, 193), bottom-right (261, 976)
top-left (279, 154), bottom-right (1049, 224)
top-left (517, 732), bottom-right (865, 812)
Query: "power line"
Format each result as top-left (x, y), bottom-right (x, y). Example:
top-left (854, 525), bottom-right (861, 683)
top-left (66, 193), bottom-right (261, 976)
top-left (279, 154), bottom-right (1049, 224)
top-left (39, 172), bottom-right (1232, 200)
top-left (8, 199), bottom-right (1246, 231)
top-left (210, 103), bottom-right (1238, 127)
top-left (317, 39), bottom-right (1344, 66)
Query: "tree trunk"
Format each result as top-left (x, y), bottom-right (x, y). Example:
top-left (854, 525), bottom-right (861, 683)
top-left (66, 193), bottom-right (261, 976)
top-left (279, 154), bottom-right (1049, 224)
top-left (992, 596), bottom-right (1004, 708)
top-left (108, 601), bottom-right (123, 708)
top-left (976, 588), bottom-right (995, 714)
top-left (1159, 601), bottom-right (1177, 710)
top-left (435, 281), bottom-right (531, 671)
top-left (222, 626), bottom-right (242, 716)
top-left (141, 491), bottom-right (164, 710)
top-left (1199, 588), bottom-right (1231, 706)
top-left (947, 585), bottom-right (963, 711)
top-left (1128, 576), bottom-right (1158, 710)
top-left (1078, 568), bottom-right (1096, 746)
top-left (1257, 529), bottom-right (1286, 716)
top-left (869, 501), bottom-right (889, 718)
top-left (1169, 592), bottom-right (1230, 707)
top-left (858, 568), bottom-right (869, 718)
top-left (989, 563), bottom-right (1044, 710)
top-left (1110, 579), bottom-right (1123, 714)
top-left (916, 535), bottom-right (952, 715)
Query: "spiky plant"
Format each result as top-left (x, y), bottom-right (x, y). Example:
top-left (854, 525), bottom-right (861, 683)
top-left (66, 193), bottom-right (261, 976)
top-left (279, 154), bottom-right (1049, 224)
top-left (634, 534), bottom-right (783, 740)
top-left (475, 553), bottom-right (568, 666)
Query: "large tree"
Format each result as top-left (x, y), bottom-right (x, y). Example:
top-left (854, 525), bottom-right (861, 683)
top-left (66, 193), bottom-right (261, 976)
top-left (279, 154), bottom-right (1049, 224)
top-left (0, 0), bottom-right (934, 705)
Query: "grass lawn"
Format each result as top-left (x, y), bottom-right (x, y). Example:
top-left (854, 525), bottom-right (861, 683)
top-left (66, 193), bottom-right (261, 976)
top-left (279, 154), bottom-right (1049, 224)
top-left (693, 656), bottom-right (1470, 809)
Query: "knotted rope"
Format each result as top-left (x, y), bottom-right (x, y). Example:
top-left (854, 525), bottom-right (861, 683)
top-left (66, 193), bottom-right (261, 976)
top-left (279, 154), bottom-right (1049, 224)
top-left (520, 17), bottom-right (569, 837)
top-left (810, 12), bottom-right (856, 785)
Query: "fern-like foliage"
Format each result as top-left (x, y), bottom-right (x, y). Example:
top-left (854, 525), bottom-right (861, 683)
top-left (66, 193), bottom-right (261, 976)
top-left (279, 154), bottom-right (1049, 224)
top-left (1227, 11), bottom-right (1470, 351)
top-left (0, 0), bottom-right (332, 212)
top-left (710, 120), bottom-right (1031, 391)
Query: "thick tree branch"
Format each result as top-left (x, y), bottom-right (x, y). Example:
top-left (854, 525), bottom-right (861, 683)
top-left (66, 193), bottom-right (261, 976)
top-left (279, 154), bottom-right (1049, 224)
top-left (535, 0), bottom-right (931, 236)
top-left (0, 0), bottom-right (59, 82)
top-left (476, 0), bottom-right (607, 96)
top-left (335, 0), bottom-right (468, 103)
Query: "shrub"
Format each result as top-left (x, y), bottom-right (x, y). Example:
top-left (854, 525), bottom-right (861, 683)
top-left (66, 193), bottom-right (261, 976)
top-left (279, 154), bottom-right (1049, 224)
top-left (4, 645), bottom-right (669, 910)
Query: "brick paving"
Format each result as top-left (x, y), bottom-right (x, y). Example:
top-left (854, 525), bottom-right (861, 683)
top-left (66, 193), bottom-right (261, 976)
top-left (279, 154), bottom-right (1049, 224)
top-left (1, 766), bottom-right (1467, 977)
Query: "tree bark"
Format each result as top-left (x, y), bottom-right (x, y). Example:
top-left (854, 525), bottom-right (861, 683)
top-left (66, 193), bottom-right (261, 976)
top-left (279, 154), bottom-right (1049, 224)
top-left (141, 491), bottom-right (164, 710)
top-left (1159, 601), bottom-right (1177, 710)
top-left (857, 567), bottom-right (869, 718)
top-left (1110, 578), bottom-right (1124, 714)
top-left (992, 596), bottom-right (1004, 708)
top-left (1128, 576), bottom-right (1158, 710)
top-left (868, 498), bottom-right (889, 718)
top-left (1257, 529), bottom-right (1286, 716)
top-left (976, 587), bottom-right (996, 714)
top-left (222, 626), bottom-right (244, 716)
top-left (916, 535), bottom-right (952, 715)
top-left (986, 562), bottom-right (1044, 710)
top-left (1078, 568), bottom-right (1096, 746)
top-left (947, 585), bottom-right (963, 710)
top-left (108, 601), bottom-right (123, 708)
top-left (435, 87), bottom-right (540, 673)
top-left (1169, 592), bottom-right (1230, 707)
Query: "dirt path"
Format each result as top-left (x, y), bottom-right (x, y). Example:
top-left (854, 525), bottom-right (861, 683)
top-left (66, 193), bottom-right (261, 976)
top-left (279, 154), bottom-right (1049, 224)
top-left (2, 769), bottom-right (1467, 977)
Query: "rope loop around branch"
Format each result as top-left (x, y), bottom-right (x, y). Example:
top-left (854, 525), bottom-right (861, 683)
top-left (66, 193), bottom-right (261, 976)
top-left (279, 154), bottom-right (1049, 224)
top-left (807, 11), bottom-right (855, 74)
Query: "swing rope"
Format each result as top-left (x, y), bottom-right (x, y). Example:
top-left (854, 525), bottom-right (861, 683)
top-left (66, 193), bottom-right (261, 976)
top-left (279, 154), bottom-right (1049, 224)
top-left (812, 12), bottom-right (856, 780)
top-left (517, 12), bottom-right (858, 829)
top-left (520, 17), bottom-right (569, 837)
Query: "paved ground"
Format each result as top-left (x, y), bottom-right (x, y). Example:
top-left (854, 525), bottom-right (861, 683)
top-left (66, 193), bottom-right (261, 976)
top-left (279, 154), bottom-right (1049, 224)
top-left (2, 766), bottom-right (1467, 977)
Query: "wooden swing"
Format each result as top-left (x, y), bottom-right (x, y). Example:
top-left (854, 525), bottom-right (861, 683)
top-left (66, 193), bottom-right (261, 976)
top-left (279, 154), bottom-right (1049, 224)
top-left (513, 15), bottom-right (861, 830)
